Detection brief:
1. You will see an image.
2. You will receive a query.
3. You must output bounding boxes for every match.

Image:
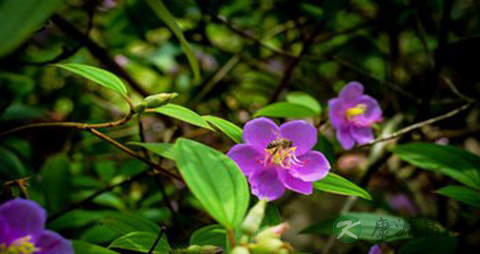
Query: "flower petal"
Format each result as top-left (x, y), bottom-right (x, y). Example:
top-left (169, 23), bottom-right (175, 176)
top-left (277, 170), bottom-right (313, 195)
top-left (339, 81), bottom-right (364, 100)
top-left (352, 95), bottom-right (382, 126)
top-left (0, 199), bottom-right (46, 240)
top-left (368, 244), bottom-right (382, 254)
top-left (249, 168), bottom-right (285, 201)
top-left (350, 126), bottom-right (374, 145)
top-left (328, 98), bottom-right (348, 129)
top-left (290, 151), bottom-right (330, 182)
top-left (243, 117), bottom-right (280, 150)
top-left (0, 216), bottom-right (9, 244)
top-left (279, 120), bottom-right (317, 156)
top-left (337, 127), bottom-right (355, 150)
top-left (227, 144), bottom-right (264, 177)
top-left (36, 230), bottom-right (73, 254)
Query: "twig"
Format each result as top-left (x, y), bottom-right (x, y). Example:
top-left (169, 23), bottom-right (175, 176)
top-left (227, 229), bottom-right (236, 248)
top-left (358, 102), bottom-right (473, 148)
top-left (148, 225), bottom-right (167, 254)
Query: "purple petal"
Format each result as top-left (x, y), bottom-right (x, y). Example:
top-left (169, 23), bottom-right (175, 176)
top-left (0, 216), bottom-right (9, 244)
top-left (279, 120), bottom-right (317, 156)
top-left (337, 128), bottom-right (355, 150)
top-left (351, 95), bottom-right (382, 126)
top-left (328, 98), bottom-right (348, 129)
top-left (339, 81), bottom-right (364, 100)
top-left (0, 199), bottom-right (46, 241)
top-left (290, 151), bottom-right (330, 182)
top-left (249, 168), bottom-right (285, 201)
top-left (277, 170), bottom-right (313, 195)
top-left (368, 244), bottom-right (382, 254)
top-left (243, 117), bottom-right (280, 150)
top-left (227, 144), bottom-right (264, 177)
top-left (350, 126), bottom-right (374, 145)
top-left (36, 230), bottom-right (73, 254)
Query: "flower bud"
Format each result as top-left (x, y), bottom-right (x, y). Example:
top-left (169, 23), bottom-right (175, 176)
top-left (232, 246), bottom-right (250, 254)
top-left (254, 222), bottom-right (289, 242)
top-left (249, 238), bottom-right (291, 254)
top-left (144, 92), bottom-right (178, 108)
top-left (241, 199), bottom-right (268, 235)
top-left (133, 101), bottom-right (147, 113)
top-left (183, 245), bottom-right (220, 253)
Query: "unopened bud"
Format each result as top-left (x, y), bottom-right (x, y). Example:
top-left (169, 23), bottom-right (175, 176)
top-left (133, 101), bottom-right (147, 113)
top-left (250, 238), bottom-right (291, 254)
top-left (232, 246), bottom-right (250, 254)
top-left (241, 199), bottom-right (268, 235)
top-left (255, 222), bottom-right (289, 242)
top-left (144, 92), bottom-right (178, 108)
top-left (183, 245), bottom-right (220, 253)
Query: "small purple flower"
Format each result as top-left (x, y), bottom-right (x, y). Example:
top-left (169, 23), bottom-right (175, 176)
top-left (328, 82), bottom-right (382, 150)
top-left (0, 198), bottom-right (73, 254)
top-left (368, 244), bottom-right (382, 254)
top-left (227, 118), bottom-right (330, 201)
top-left (387, 194), bottom-right (418, 216)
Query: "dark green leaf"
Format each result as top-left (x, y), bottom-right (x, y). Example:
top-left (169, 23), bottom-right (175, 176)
top-left (56, 63), bottom-right (128, 95)
top-left (393, 143), bottom-right (480, 189)
top-left (203, 115), bottom-right (243, 143)
top-left (109, 232), bottom-right (170, 253)
top-left (41, 153), bottom-right (71, 213)
top-left (152, 104), bottom-right (213, 130)
top-left (399, 236), bottom-right (457, 254)
top-left (190, 224), bottom-right (227, 250)
top-left (72, 240), bottom-right (119, 254)
top-left (314, 173), bottom-right (372, 200)
top-left (0, 146), bottom-right (27, 179)
top-left (253, 102), bottom-right (317, 118)
top-left (436, 185), bottom-right (480, 208)
top-left (128, 142), bottom-right (176, 160)
top-left (175, 138), bottom-right (249, 228)
top-left (286, 92), bottom-right (322, 113)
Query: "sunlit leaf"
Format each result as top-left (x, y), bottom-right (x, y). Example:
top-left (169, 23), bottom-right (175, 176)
top-left (190, 224), bottom-right (227, 250)
top-left (56, 63), bottom-right (128, 95)
top-left (175, 138), bottom-right (249, 228)
top-left (436, 185), bottom-right (480, 208)
top-left (152, 104), bottom-right (213, 130)
top-left (203, 115), bottom-right (243, 143)
top-left (393, 143), bottom-right (480, 189)
top-left (254, 102), bottom-right (317, 118)
top-left (109, 232), bottom-right (170, 254)
top-left (128, 142), bottom-right (176, 160)
top-left (72, 240), bottom-right (119, 254)
top-left (286, 92), bottom-right (322, 113)
top-left (314, 173), bottom-right (372, 200)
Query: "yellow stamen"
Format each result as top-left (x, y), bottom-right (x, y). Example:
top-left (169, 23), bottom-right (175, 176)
top-left (0, 235), bottom-right (39, 254)
top-left (345, 104), bottom-right (367, 119)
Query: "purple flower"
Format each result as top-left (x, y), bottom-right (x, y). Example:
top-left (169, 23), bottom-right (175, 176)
top-left (328, 82), bottom-right (382, 150)
top-left (227, 118), bottom-right (330, 201)
top-left (368, 244), bottom-right (382, 254)
top-left (387, 194), bottom-right (418, 216)
top-left (0, 198), bottom-right (73, 254)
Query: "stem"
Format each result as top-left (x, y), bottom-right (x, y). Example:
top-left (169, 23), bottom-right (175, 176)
top-left (227, 229), bottom-right (236, 248)
top-left (148, 225), bottom-right (167, 254)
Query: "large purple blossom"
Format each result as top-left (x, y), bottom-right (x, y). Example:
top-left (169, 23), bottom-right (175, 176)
top-left (0, 198), bottom-right (73, 254)
top-left (328, 82), bottom-right (382, 150)
top-left (227, 118), bottom-right (330, 201)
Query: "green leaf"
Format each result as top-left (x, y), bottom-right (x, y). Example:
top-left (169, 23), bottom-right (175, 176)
top-left (399, 236), bottom-right (457, 254)
top-left (436, 185), bottom-right (480, 208)
top-left (100, 213), bottom-right (161, 235)
top-left (314, 173), bottom-right (372, 200)
top-left (55, 63), bottom-right (127, 95)
top-left (0, 0), bottom-right (62, 56)
top-left (393, 143), bottom-right (480, 189)
top-left (128, 142), bottom-right (176, 160)
top-left (0, 146), bottom-right (27, 179)
top-left (203, 115), bottom-right (243, 143)
top-left (190, 224), bottom-right (227, 250)
top-left (175, 138), bottom-right (249, 228)
top-left (72, 240), bottom-right (119, 254)
top-left (109, 232), bottom-right (170, 254)
top-left (253, 102), bottom-right (317, 118)
top-left (286, 92), bottom-right (322, 113)
top-left (152, 104), bottom-right (213, 130)
top-left (145, 0), bottom-right (200, 83)
top-left (261, 204), bottom-right (282, 227)
top-left (41, 153), bottom-right (71, 213)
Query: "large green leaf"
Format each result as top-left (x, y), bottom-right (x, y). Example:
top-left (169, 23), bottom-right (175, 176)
top-left (189, 224), bottom-right (227, 250)
top-left (72, 240), bottom-right (119, 254)
top-left (0, 0), bottom-right (62, 56)
top-left (128, 142), bottom-right (176, 160)
top-left (436, 185), bottom-right (480, 208)
top-left (109, 232), bottom-right (170, 254)
top-left (286, 92), bottom-right (322, 114)
top-left (203, 115), bottom-right (243, 143)
top-left (314, 173), bottom-right (372, 200)
top-left (41, 153), bottom-right (71, 214)
top-left (152, 104), bottom-right (213, 130)
top-left (393, 143), bottom-right (480, 189)
top-left (175, 138), bottom-right (249, 228)
top-left (145, 0), bottom-right (200, 83)
top-left (56, 63), bottom-right (128, 95)
top-left (253, 102), bottom-right (317, 118)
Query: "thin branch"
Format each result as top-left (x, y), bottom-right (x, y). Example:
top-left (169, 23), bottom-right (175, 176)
top-left (226, 229), bottom-right (236, 248)
top-left (358, 102), bottom-right (473, 148)
top-left (148, 225), bottom-right (167, 254)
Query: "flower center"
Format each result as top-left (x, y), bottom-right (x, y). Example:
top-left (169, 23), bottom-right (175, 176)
top-left (263, 138), bottom-right (303, 169)
top-left (345, 103), bottom-right (367, 120)
top-left (0, 235), bottom-right (40, 254)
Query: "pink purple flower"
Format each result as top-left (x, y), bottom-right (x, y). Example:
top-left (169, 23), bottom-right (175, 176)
top-left (0, 198), bottom-right (73, 254)
top-left (368, 244), bottom-right (382, 254)
top-left (328, 82), bottom-right (382, 150)
top-left (227, 118), bottom-right (330, 201)
top-left (387, 194), bottom-right (418, 216)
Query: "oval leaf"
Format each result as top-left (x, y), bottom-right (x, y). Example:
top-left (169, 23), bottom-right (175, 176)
top-left (286, 92), bottom-right (322, 113)
top-left (175, 138), bottom-right (249, 228)
top-left (314, 172), bottom-right (372, 200)
top-left (128, 142), bottom-right (176, 160)
top-left (254, 102), bottom-right (317, 118)
top-left (203, 115), bottom-right (243, 143)
top-left (73, 240), bottom-right (119, 254)
top-left (393, 143), bottom-right (480, 189)
top-left (41, 153), bottom-right (72, 213)
top-left (436, 185), bottom-right (480, 208)
top-left (190, 224), bottom-right (227, 250)
top-left (152, 104), bottom-right (213, 130)
top-left (109, 232), bottom-right (170, 254)
top-left (56, 63), bottom-right (127, 95)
